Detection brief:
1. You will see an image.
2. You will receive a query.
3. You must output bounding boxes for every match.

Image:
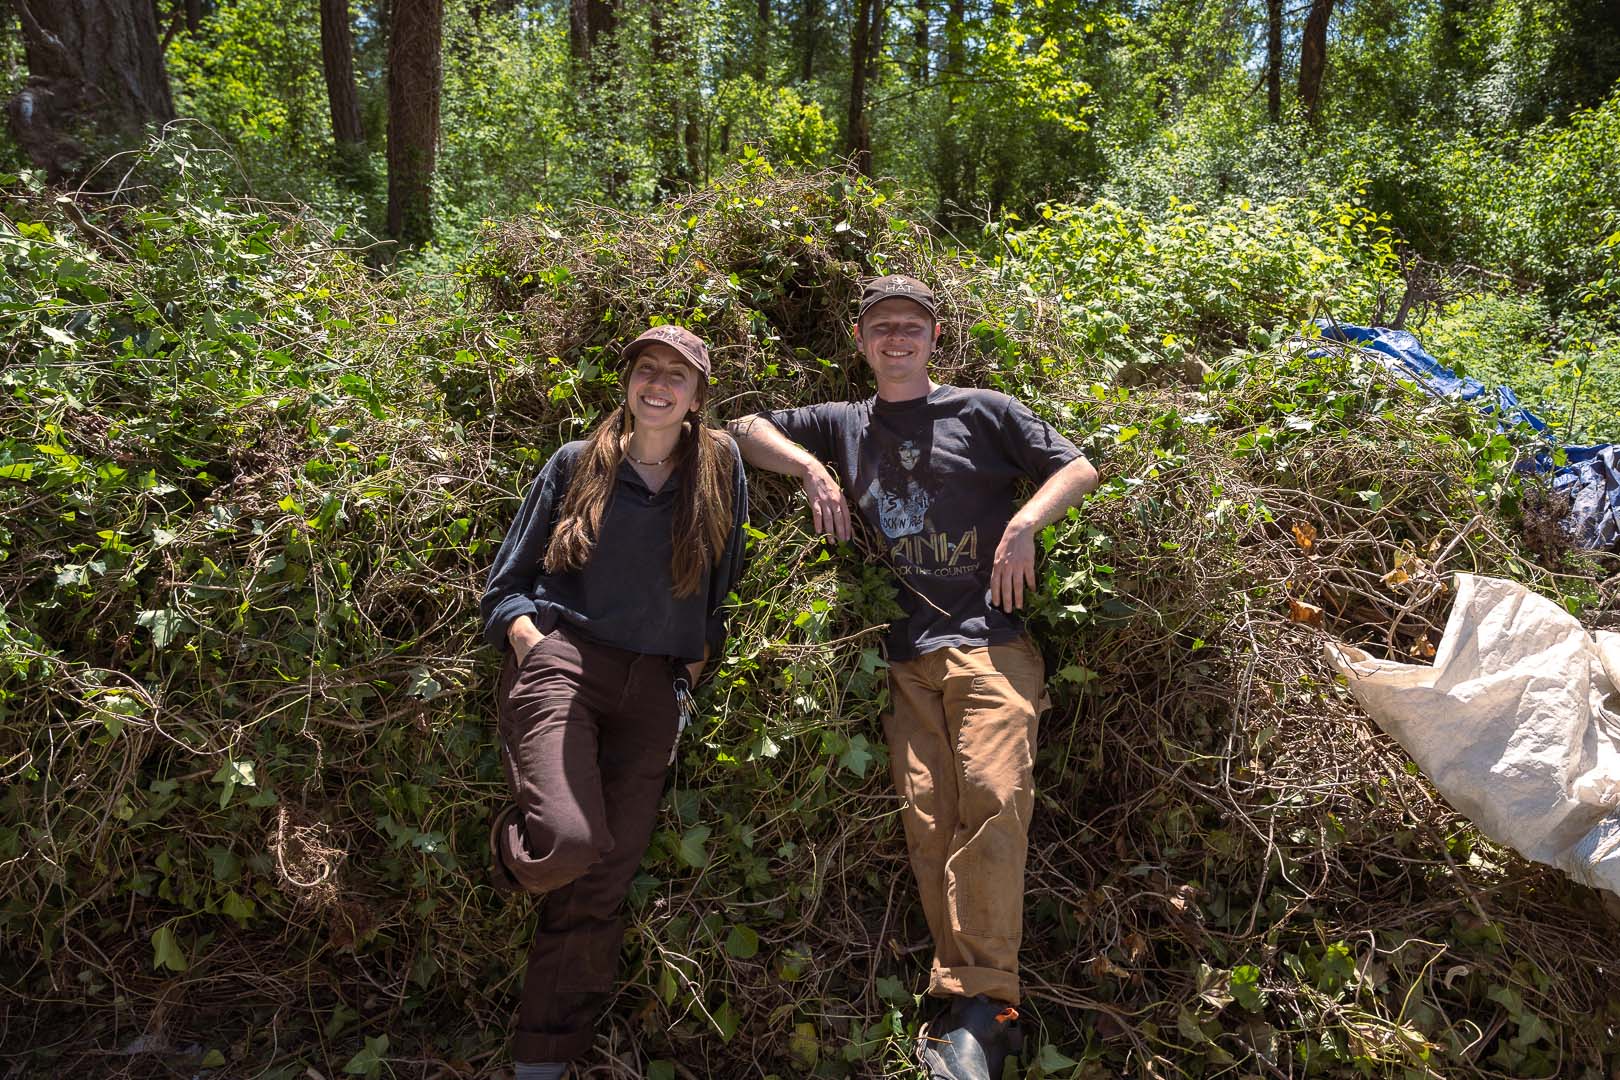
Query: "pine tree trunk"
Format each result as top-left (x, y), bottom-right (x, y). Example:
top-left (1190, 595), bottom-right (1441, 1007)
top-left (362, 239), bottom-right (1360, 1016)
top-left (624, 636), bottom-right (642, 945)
top-left (7, 0), bottom-right (176, 178)
top-left (913, 0), bottom-right (929, 82)
top-left (753, 0), bottom-right (770, 80)
top-left (652, 4), bottom-right (689, 199)
top-left (934, 0), bottom-right (966, 226)
top-left (320, 0), bottom-right (365, 151)
top-left (1297, 0), bottom-right (1333, 126)
top-left (570, 0), bottom-right (617, 71)
top-left (1266, 0), bottom-right (1282, 122)
top-left (798, 0), bottom-right (819, 83)
top-left (386, 0), bottom-right (441, 246)
top-left (845, 0), bottom-right (881, 175)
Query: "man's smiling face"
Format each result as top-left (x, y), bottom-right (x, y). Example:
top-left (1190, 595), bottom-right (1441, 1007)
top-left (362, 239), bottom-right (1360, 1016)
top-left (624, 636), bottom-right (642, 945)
top-left (855, 297), bottom-right (939, 394)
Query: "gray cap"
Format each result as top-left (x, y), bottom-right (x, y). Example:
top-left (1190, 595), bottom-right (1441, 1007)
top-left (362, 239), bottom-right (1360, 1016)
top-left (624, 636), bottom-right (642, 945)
top-left (857, 274), bottom-right (938, 322)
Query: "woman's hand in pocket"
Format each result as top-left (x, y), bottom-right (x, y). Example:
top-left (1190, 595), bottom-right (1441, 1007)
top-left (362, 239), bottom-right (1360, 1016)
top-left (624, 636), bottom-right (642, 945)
top-left (507, 615), bottom-right (546, 664)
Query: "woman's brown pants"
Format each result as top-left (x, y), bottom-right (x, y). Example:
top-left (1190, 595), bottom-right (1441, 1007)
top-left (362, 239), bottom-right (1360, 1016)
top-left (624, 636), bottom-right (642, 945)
top-left (494, 625), bottom-right (678, 1063)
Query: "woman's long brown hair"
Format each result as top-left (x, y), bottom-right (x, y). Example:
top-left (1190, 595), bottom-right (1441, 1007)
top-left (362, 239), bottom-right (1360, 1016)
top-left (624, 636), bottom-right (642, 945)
top-left (543, 384), bottom-right (735, 598)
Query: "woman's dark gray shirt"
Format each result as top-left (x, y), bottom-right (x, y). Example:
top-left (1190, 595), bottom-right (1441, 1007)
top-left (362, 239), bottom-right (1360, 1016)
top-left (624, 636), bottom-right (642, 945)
top-left (480, 437), bottom-right (749, 663)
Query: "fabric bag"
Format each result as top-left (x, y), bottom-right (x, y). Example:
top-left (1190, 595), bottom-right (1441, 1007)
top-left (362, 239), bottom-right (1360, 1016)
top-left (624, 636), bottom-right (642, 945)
top-left (1326, 573), bottom-right (1620, 896)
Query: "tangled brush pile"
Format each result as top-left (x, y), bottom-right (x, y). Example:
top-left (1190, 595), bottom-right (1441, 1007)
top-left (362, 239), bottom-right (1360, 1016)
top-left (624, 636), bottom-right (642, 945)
top-left (2, 154), bottom-right (1616, 1079)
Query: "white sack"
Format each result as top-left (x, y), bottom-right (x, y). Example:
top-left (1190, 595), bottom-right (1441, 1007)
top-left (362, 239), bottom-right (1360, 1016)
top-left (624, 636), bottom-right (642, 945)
top-left (1325, 573), bottom-right (1620, 895)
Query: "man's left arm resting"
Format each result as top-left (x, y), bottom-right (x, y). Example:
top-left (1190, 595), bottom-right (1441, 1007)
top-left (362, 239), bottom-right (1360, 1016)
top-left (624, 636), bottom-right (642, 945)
top-left (990, 455), bottom-right (1102, 613)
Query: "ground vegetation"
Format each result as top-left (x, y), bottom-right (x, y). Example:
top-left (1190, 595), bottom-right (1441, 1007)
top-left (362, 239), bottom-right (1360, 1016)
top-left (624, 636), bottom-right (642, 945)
top-left (2, 1), bottom-right (1619, 1077)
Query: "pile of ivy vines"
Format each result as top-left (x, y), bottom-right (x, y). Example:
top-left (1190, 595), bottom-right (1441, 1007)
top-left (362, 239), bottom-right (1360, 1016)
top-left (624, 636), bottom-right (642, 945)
top-left (2, 150), bottom-right (1617, 1079)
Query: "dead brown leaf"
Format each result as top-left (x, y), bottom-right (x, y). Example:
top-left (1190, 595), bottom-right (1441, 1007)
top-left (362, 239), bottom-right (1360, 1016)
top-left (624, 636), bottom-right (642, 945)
top-left (1090, 954), bottom-right (1130, 980)
top-left (1288, 597), bottom-right (1324, 626)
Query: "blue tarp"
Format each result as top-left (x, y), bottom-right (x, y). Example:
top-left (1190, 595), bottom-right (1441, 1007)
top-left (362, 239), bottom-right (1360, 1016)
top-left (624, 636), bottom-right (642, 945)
top-left (1314, 323), bottom-right (1620, 550)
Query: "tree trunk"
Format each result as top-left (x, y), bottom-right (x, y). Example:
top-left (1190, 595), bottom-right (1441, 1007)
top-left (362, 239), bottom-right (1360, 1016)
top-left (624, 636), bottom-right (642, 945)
top-left (7, 0), bottom-right (176, 178)
top-left (385, 0), bottom-right (441, 246)
top-left (1266, 0), bottom-right (1281, 122)
top-left (184, 0), bottom-right (200, 32)
top-left (798, 0), bottom-right (819, 83)
top-left (570, 0), bottom-right (617, 70)
top-left (934, 0), bottom-right (966, 226)
top-left (1297, 0), bottom-right (1333, 126)
top-left (751, 0), bottom-right (769, 79)
top-left (319, 0), bottom-right (365, 152)
top-left (845, 0), bottom-right (882, 175)
top-left (651, 4), bottom-right (692, 199)
top-left (913, 0), bottom-right (928, 82)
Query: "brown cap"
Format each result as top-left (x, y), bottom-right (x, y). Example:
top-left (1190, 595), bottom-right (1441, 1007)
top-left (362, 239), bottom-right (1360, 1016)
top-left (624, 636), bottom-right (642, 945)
top-left (857, 274), bottom-right (937, 322)
top-left (621, 324), bottom-right (711, 381)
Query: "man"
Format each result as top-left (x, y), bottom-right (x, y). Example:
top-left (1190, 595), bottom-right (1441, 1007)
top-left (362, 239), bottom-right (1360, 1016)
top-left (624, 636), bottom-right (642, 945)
top-left (728, 275), bottom-right (1100, 1080)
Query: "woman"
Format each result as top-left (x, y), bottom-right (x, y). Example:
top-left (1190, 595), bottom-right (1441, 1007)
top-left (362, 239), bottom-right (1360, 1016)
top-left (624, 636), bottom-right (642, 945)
top-left (479, 325), bottom-right (747, 1080)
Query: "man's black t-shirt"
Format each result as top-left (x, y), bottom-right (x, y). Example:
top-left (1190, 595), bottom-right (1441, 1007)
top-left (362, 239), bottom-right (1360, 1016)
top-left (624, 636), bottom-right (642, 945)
top-left (766, 385), bottom-right (1081, 660)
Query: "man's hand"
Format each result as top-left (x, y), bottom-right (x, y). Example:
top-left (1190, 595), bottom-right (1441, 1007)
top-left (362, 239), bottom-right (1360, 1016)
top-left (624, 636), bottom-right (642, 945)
top-left (990, 520), bottom-right (1038, 613)
top-left (685, 660), bottom-right (704, 685)
top-left (507, 615), bottom-right (545, 663)
top-left (728, 414), bottom-right (851, 541)
top-left (803, 459), bottom-right (852, 542)
top-left (989, 455), bottom-right (1099, 612)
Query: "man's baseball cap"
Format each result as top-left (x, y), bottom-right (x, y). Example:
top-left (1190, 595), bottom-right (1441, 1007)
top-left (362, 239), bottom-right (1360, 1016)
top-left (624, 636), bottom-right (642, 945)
top-left (857, 274), bottom-right (938, 322)
top-left (621, 324), bottom-right (711, 381)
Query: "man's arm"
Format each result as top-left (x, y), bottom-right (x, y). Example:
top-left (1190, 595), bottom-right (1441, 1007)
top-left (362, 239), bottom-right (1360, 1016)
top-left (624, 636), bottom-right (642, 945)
top-left (990, 455), bottom-right (1101, 613)
top-left (726, 414), bottom-right (852, 542)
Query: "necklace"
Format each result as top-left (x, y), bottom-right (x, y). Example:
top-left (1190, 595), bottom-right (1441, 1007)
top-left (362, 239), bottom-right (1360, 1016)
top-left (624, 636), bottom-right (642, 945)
top-left (622, 436), bottom-right (671, 468)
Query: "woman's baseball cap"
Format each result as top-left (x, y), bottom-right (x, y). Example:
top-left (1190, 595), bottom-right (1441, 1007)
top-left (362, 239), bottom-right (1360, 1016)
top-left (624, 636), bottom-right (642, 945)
top-left (621, 324), bottom-right (711, 381)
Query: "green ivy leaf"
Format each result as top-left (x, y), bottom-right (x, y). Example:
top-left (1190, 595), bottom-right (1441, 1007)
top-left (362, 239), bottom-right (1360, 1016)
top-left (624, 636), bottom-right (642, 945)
top-left (405, 666), bottom-right (443, 701)
top-left (724, 925), bottom-right (759, 959)
top-left (343, 1034), bottom-right (389, 1076)
top-left (875, 975), bottom-right (909, 1004)
top-left (677, 824), bottom-right (711, 868)
top-left (151, 923), bottom-right (188, 972)
top-left (136, 608), bottom-right (191, 649)
top-left (712, 998), bottom-right (740, 1043)
top-left (1230, 963), bottom-right (1266, 1011)
top-left (1055, 664), bottom-right (1097, 686)
top-left (221, 890), bottom-right (255, 926)
top-left (839, 734), bottom-right (873, 778)
top-left (211, 759), bottom-right (257, 809)
top-left (1036, 1043), bottom-right (1080, 1074)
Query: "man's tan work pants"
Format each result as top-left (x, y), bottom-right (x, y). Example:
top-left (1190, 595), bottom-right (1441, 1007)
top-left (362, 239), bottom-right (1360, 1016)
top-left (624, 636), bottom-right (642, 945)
top-left (883, 637), bottom-right (1045, 1005)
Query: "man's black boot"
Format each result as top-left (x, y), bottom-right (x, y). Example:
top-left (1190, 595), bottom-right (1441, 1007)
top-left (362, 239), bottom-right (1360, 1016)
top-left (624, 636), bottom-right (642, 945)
top-left (919, 994), bottom-right (1024, 1080)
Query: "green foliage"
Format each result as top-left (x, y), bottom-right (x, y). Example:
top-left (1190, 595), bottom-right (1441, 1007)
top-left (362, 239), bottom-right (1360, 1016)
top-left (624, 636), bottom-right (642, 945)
top-left (168, 0), bottom-right (377, 215)
top-left (1448, 89), bottom-right (1620, 299)
top-left (1424, 288), bottom-right (1620, 444)
top-left (436, 8), bottom-right (581, 221)
top-left (5, 156), bottom-right (1617, 1079)
top-left (996, 191), bottom-right (1401, 376)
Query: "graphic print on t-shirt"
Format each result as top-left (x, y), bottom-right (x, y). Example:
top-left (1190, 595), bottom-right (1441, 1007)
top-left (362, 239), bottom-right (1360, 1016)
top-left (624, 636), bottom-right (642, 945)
top-left (854, 421), bottom-right (981, 580)
top-left (864, 437), bottom-right (931, 537)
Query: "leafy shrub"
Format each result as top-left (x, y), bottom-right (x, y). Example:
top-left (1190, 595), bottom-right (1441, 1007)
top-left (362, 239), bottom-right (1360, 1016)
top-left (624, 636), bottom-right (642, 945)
top-left (994, 192), bottom-right (1401, 377)
top-left (1422, 288), bottom-right (1620, 445)
top-left (2, 158), bottom-right (1617, 1080)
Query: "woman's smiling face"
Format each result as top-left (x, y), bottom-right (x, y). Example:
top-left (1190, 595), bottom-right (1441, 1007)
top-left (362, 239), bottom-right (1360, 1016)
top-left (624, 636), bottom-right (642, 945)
top-left (625, 343), bottom-right (700, 432)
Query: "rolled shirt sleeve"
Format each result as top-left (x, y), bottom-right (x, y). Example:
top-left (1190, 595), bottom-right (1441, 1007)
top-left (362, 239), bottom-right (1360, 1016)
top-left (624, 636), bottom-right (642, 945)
top-left (479, 447), bottom-right (573, 652)
top-left (762, 403), bottom-right (839, 462)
